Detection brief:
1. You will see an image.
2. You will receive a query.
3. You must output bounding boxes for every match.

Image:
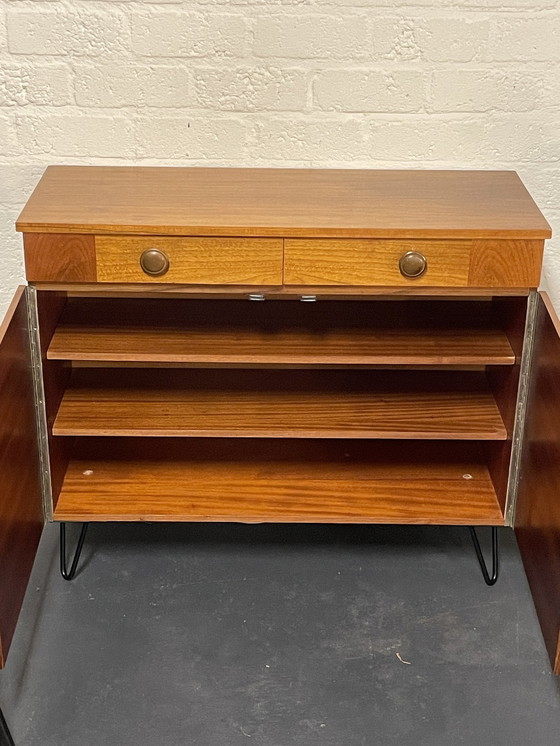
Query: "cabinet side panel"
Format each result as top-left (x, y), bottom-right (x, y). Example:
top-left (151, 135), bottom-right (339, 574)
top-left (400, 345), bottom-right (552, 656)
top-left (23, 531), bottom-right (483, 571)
top-left (36, 290), bottom-right (71, 508)
top-left (515, 293), bottom-right (560, 673)
top-left (0, 288), bottom-right (44, 667)
top-left (486, 296), bottom-right (528, 513)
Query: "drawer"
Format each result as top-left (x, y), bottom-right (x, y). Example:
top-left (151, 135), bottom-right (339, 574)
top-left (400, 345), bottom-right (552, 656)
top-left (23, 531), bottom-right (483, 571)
top-left (96, 237), bottom-right (284, 285)
top-left (23, 234), bottom-right (543, 288)
top-left (284, 239), bottom-right (543, 288)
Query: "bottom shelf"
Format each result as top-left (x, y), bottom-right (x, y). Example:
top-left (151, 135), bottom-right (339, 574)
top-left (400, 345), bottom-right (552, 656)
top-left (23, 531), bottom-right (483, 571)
top-left (54, 439), bottom-right (504, 525)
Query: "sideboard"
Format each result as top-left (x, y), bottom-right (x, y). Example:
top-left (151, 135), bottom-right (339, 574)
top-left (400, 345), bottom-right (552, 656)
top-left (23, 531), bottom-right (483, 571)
top-left (1, 167), bottom-right (559, 674)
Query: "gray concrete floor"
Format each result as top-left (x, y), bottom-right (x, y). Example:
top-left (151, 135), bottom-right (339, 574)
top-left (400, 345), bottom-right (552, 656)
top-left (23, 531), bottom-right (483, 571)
top-left (1, 522), bottom-right (560, 745)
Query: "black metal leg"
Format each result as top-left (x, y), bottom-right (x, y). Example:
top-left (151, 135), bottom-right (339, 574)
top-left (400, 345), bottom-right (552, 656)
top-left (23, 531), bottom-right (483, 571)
top-left (60, 523), bottom-right (89, 581)
top-left (0, 706), bottom-right (15, 746)
top-left (469, 526), bottom-right (499, 586)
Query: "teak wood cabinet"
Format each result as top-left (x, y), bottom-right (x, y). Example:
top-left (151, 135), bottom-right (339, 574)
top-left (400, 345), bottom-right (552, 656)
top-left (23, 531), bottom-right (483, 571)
top-left (2, 166), bottom-right (560, 671)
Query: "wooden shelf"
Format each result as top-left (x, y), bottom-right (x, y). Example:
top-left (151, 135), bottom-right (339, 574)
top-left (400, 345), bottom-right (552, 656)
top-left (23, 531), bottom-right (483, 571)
top-left (53, 439), bottom-right (504, 525)
top-left (48, 298), bottom-right (515, 367)
top-left (53, 369), bottom-right (507, 440)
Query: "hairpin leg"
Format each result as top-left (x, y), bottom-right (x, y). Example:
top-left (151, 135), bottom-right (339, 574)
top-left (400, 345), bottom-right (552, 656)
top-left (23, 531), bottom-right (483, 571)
top-left (60, 523), bottom-right (89, 581)
top-left (0, 706), bottom-right (15, 746)
top-left (469, 526), bottom-right (499, 586)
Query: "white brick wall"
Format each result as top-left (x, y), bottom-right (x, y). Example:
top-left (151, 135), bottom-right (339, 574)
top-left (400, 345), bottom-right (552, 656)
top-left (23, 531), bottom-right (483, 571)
top-left (0, 1), bottom-right (559, 315)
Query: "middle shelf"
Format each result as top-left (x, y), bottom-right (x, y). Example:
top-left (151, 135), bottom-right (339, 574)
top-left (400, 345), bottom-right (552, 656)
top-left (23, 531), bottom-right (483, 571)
top-left (53, 368), bottom-right (507, 440)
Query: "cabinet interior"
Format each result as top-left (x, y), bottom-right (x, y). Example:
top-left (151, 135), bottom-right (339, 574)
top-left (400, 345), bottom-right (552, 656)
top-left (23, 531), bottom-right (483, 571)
top-left (37, 293), bottom-right (527, 527)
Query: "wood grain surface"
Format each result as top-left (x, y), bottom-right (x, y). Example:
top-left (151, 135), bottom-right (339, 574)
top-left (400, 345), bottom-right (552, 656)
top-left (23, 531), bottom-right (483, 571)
top-left (96, 236), bottom-right (283, 285)
top-left (53, 368), bottom-right (507, 439)
top-left (284, 238), bottom-right (471, 286)
top-left (54, 438), bottom-right (504, 524)
top-left (39, 284), bottom-right (534, 298)
top-left (48, 298), bottom-right (515, 366)
top-left (0, 288), bottom-right (43, 667)
top-left (16, 167), bottom-right (551, 238)
top-left (23, 233), bottom-right (96, 282)
top-left (515, 292), bottom-right (560, 673)
top-left (284, 238), bottom-right (543, 288)
top-left (468, 239), bottom-right (544, 287)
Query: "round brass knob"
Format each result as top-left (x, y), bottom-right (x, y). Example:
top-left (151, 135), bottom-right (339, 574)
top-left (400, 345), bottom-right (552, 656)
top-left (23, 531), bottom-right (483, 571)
top-left (399, 251), bottom-right (427, 279)
top-left (140, 249), bottom-right (170, 277)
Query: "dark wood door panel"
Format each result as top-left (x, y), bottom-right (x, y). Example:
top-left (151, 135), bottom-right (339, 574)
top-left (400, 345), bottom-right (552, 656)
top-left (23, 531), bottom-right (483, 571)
top-left (515, 292), bottom-right (560, 673)
top-left (0, 287), bottom-right (44, 667)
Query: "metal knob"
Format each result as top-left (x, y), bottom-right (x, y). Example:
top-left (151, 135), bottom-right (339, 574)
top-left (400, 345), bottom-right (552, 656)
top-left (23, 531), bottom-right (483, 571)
top-left (140, 249), bottom-right (170, 277)
top-left (399, 251), bottom-right (427, 279)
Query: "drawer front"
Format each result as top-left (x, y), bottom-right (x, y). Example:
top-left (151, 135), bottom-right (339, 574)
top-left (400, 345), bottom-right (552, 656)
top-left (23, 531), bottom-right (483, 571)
top-left (284, 239), bottom-right (470, 287)
top-left (284, 239), bottom-right (543, 288)
top-left (96, 237), bottom-right (284, 285)
top-left (23, 234), bottom-right (543, 288)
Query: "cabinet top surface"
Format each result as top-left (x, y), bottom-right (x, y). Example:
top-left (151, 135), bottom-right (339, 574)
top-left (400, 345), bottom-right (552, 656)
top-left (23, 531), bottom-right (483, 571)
top-left (16, 166), bottom-right (551, 239)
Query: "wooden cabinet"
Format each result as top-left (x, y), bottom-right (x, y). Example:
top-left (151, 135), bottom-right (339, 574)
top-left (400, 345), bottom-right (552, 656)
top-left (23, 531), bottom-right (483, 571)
top-left (3, 166), bottom-right (560, 672)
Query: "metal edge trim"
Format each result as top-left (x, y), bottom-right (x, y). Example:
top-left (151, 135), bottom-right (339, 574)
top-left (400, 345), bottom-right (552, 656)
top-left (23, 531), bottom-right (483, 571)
top-left (25, 285), bottom-right (53, 522)
top-left (505, 290), bottom-right (539, 526)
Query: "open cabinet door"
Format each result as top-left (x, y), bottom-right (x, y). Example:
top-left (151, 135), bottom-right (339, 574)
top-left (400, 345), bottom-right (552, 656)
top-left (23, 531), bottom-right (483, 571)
top-left (0, 287), bottom-right (44, 668)
top-left (516, 291), bottom-right (560, 674)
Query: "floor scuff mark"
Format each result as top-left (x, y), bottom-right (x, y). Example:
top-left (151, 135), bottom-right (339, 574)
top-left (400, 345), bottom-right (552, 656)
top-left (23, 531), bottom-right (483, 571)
top-left (396, 652), bottom-right (412, 665)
